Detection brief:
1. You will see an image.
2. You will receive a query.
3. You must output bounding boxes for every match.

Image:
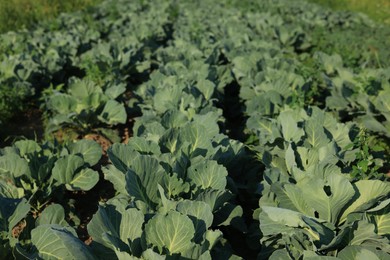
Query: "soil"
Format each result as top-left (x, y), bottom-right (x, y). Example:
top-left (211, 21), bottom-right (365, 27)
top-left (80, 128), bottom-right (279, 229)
top-left (70, 177), bottom-right (116, 244)
top-left (0, 106), bottom-right (44, 147)
top-left (11, 220), bottom-right (27, 238)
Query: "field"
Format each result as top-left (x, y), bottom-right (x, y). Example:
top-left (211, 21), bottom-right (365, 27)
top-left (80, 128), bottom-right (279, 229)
top-left (0, 0), bottom-right (389, 259)
top-left (0, 0), bottom-right (102, 33)
top-left (308, 0), bottom-right (390, 24)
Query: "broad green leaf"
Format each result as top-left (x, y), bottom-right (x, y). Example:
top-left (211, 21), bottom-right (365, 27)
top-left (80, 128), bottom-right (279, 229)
top-left (369, 205), bottom-right (390, 237)
top-left (195, 189), bottom-right (233, 211)
top-left (298, 173), bottom-right (355, 225)
top-left (47, 114), bottom-right (73, 131)
top-left (348, 221), bottom-right (386, 246)
top-left (12, 244), bottom-right (37, 259)
top-left (14, 140), bottom-right (41, 156)
top-left (232, 56), bottom-right (255, 80)
top-left (295, 146), bottom-right (319, 170)
top-left (52, 155), bottom-right (84, 185)
top-left (145, 211), bottom-right (195, 254)
top-left (36, 204), bottom-right (67, 227)
top-left (374, 90), bottom-right (390, 113)
top-left (305, 119), bottom-right (329, 148)
top-left (68, 140), bottom-right (102, 166)
top-left (318, 142), bottom-right (338, 165)
top-left (0, 180), bottom-right (23, 199)
top-left (315, 52), bottom-right (343, 75)
top-left (88, 205), bottom-right (144, 257)
top-left (177, 200), bottom-right (213, 243)
top-left (205, 230), bottom-right (223, 250)
top-left (97, 206), bottom-right (144, 256)
top-left (279, 110), bottom-right (304, 143)
top-left (67, 168), bottom-right (99, 191)
top-left (105, 84), bottom-right (126, 99)
top-left (159, 129), bottom-right (182, 154)
top-left (0, 153), bottom-right (30, 178)
top-left (192, 112), bottom-right (223, 138)
top-left (152, 83), bottom-right (183, 114)
top-left (103, 165), bottom-right (127, 195)
top-left (260, 207), bottom-right (307, 236)
top-left (68, 78), bottom-right (101, 99)
top-left (127, 137), bottom-right (161, 155)
top-left (99, 100), bottom-right (127, 125)
top-left (338, 246), bottom-right (388, 260)
top-left (52, 155), bottom-right (98, 191)
top-left (158, 185), bottom-right (178, 214)
top-left (48, 94), bottom-right (77, 114)
top-left (114, 250), bottom-right (138, 260)
top-left (246, 92), bottom-right (283, 116)
top-left (323, 119), bottom-right (353, 151)
top-left (367, 198), bottom-right (390, 213)
top-left (82, 92), bottom-right (106, 110)
top-left (107, 143), bottom-right (139, 173)
top-left (340, 180), bottom-right (390, 223)
top-left (179, 123), bottom-right (212, 153)
top-left (356, 115), bottom-right (388, 136)
top-left (88, 206), bottom-right (124, 254)
top-left (120, 208), bottom-right (144, 246)
top-left (0, 198), bottom-right (20, 231)
top-left (135, 120), bottom-right (166, 142)
top-left (214, 203), bottom-right (246, 232)
top-left (285, 143), bottom-right (297, 173)
top-left (196, 79), bottom-right (215, 100)
top-left (302, 250), bottom-right (338, 259)
top-left (141, 249), bottom-right (166, 260)
top-left (301, 216), bottom-right (334, 247)
top-left (8, 198), bottom-right (30, 233)
top-left (269, 249), bottom-right (291, 260)
top-left (187, 160), bottom-right (227, 191)
top-left (246, 116), bottom-right (281, 144)
top-left (32, 225), bottom-right (95, 260)
top-left (162, 174), bottom-right (190, 198)
top-left (272, 183), bottom-right (314, 217)
top-left (126, 169), bottom-right (156, 208)
top-left (161, 110), bottom-right (188, 129)
top-left (125, 155), bottom-right (166, 207)
top-left (260, 206), bottom-right (334, 245)
top-left (181, 243), bottom-right (210, 260)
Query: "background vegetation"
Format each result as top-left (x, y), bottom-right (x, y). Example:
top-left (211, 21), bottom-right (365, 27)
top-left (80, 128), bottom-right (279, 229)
top-left (0, 0), bottom-right (389, 34)
top-left (308, 0), bottom-right (390, 24)
top-left (0, 0), bottom-right (102, 33)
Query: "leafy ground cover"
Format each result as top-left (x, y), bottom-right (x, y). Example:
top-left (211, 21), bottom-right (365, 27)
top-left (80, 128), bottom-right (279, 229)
top-left (0, 0), bottom-right (102, 33)
top-left (0, 0), bottom-right (389, 259)
top-left (308, 0), bottom-right (390, 24)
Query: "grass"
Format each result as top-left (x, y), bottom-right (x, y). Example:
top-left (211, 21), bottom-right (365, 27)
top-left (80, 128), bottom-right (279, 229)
top-left (308, 0), bottom-right (390, 24)
top-left (0, 0), bottom-right (102, 33)
top-left (1, 0), bottom-right (389, 34)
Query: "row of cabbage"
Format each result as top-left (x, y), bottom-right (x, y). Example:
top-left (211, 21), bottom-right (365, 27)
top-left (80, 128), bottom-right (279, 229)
top-left (167, 0), bottom-right (390, 258)
top-left (0, 0), bottom-right (253, 258)
top-left (0, 0), bottom-right (389, 259)
top-left (0, 28), bottom-right (254, 260)
top-left (220, 4), bottom-right (390, 260)
top-left (0, 0), bottom-right (170, 129)
top-left (1, 0), bottom-right (390, 126)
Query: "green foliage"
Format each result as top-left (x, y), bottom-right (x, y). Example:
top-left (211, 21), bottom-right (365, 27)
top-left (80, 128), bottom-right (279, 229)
top-left (307, 0), bottom-right (390, 24)
top-left (0, 0), bottom-right (390, 259)
top-left (0, 0), bottom-right (102, 33)
top-left (348, 129), bottom-right (386, 180)
top-left (0, 139), bottom-right (101, 207)
top-left (0, 139), bottom-right (101, 257)
top-left (43, 77), bottom-right (127, 140)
